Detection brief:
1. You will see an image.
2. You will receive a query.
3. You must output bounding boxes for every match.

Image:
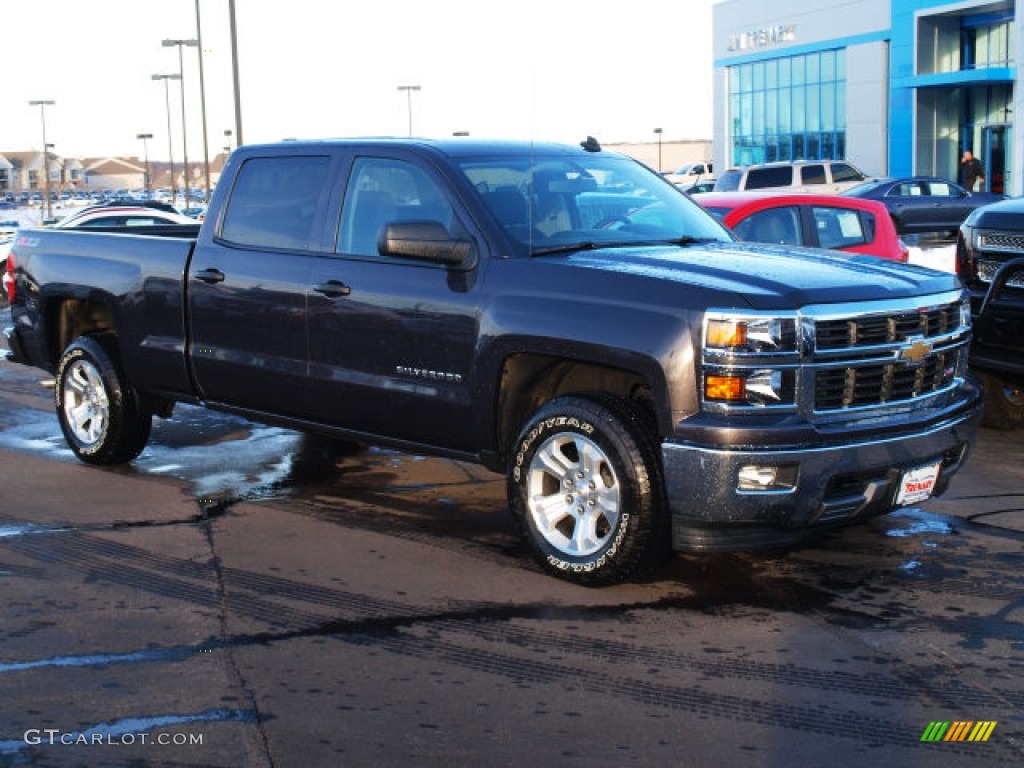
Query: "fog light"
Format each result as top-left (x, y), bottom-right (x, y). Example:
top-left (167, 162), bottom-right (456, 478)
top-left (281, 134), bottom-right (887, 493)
top-left (737, 464), bottom-right (797, 492)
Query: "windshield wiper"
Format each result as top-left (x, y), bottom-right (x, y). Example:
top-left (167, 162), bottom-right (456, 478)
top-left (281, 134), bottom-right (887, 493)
top-left (655, 236), bottom-right (720, 246)
top-left (530, 241), bottom-right (605, 257)
top-left (529, 236), bottom-right (721, 257)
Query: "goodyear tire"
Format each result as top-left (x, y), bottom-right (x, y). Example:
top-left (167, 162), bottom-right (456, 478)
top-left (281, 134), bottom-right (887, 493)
top-left (55, 336), bottom-right (152, 464)
top-left (508, 394), bottom-right (669, 586)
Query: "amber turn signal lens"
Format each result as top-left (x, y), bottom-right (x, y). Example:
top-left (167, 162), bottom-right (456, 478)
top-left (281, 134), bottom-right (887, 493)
top-left (706, 319), bottom-right (747, 348)
top-left (705, 375), bottom-right (746, 401)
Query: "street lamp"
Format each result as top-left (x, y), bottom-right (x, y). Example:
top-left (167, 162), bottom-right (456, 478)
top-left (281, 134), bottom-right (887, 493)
top-left (654, 128), bottom-right (663, 173)
top-left (137, 133), bottom-right (153, 192)
top-left (28, 100), bottom-right (55, 223)
top-left (397, 85), bottom-right (421, 137)
top-left (152, 73), bottom-right (181, 205)
top-left (228, 0), bottom-right (243, 146)
top-left (193, 0), bottom-right (212, 202)
top-left (163, 38), bottom-right (198, 204)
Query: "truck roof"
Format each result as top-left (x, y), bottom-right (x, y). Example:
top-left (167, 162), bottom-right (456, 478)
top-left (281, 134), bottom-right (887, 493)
top-left (238, 136), bottom-right (615, 160)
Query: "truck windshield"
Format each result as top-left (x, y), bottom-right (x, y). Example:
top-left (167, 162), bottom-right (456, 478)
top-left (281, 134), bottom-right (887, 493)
top-left (457, 153), bottom-right (732, 256)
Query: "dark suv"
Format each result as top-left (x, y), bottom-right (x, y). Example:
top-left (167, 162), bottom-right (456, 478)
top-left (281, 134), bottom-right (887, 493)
top-left (957, 198), bottom-right (1024, 427)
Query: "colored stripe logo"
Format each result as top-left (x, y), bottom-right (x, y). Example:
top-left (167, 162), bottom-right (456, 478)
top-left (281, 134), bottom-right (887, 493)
top-left (921, 721), bottom-right (997, 742)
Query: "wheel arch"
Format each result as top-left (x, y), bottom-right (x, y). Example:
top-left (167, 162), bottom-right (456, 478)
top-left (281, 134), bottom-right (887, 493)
top-left (493, 350), bottom-right (666, 467)
top-left (44, 296), bottom-right (117, 368)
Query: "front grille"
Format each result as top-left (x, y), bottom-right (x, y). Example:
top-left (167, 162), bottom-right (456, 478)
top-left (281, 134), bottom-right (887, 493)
top-left (815, 305), bottom-right (960, 351)
top-left (814, 350), bottom-right (959, 410)
top-left (701, 291), bottom-right (970, 419)
top-left (810, 295), bottom-right (968, 414)
top-left (979, 232), bottom-right (1024, 252)
top-left (977, 258), bottom-right (1024, 288)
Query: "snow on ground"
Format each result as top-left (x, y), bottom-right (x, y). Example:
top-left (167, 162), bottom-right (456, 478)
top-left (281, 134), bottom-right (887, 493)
top-left (908, 242), bottom-right (957, 273)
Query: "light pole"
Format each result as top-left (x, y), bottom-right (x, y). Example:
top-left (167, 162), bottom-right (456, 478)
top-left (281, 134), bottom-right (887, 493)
top-left (397, 85), bottom-right (421, 137)
top-left (654, 127), bottom-right (663, 173)
top-left (136, 133), bottom-right (153, 192)
top-left (163, 38), bottom-right (198, 204)
top-left (28, 100), bottom-right (55, 223)
top-left (152, 73), bottom-right (181, 205)
top-left (194, 0), bottom-right (211, 201)
top-left (228, 0), bottom-right (243, 146)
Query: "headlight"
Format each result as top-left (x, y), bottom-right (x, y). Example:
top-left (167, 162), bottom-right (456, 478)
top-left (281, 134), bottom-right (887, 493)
top-left (705, 314), bottom-right (797, 354)
top-left (702, 311), bottom-right (800, 410)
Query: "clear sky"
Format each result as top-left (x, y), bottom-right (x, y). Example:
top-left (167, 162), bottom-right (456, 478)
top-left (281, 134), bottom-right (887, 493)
top-left (3, 0), bottom-right (716, 161)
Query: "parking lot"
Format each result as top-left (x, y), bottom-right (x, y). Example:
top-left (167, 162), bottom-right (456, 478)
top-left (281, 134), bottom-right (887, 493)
top-left (0, 310), bottom-right (1021, 766)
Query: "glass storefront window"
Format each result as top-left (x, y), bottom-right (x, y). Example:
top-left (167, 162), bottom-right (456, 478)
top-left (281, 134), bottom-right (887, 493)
top-left (960, 17), bottom-right (1014, 70)
top-left (792, 85), bottom-right (806, 132)
top-left (778, 58), bottom-right (791, 87)
top-left (821, 49), bottom-right (836, 82)
top-left (822, 86), bottom-right (835, 132)
top-left (728, 48), bottom-right (847, 166)
top-left (807, 84), bottom-right (820, 132)
top-left (806, 53), bottom-right (820, 83)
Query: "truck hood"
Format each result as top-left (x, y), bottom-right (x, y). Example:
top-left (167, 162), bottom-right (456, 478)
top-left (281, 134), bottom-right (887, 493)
top-left (561, 241), bottom-right (961, 310)
top-left (964, 197), bottom-right (1024, 230)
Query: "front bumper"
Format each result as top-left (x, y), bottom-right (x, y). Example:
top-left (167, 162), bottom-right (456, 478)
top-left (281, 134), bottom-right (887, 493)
top-left (662, 393), bottom-right (983, 552)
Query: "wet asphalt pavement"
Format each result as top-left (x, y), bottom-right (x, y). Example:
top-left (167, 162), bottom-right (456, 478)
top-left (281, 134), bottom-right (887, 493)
top-left (0, 313), bottom-right (1021, 767)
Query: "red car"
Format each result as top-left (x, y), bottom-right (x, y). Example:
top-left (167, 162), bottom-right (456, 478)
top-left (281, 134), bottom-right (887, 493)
top-left (693, 191), bottom-right (909, 262)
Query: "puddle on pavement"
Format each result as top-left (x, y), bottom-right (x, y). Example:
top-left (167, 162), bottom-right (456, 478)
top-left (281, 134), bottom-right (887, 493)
top-left (884, 507), bottom-right (958, 539)
top-left (0, 399), bottom-right (317, 501)
top-left (0, 523), bottom-right (67, 539)
top-left (0, 643), bottom-right (210, 674)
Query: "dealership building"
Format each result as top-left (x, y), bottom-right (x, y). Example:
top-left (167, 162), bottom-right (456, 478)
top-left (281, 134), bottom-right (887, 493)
top-left (712, 0), bottom-right (1021, 195)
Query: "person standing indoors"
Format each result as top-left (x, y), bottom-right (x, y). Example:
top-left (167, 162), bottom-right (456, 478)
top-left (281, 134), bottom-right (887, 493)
top-left (961, 150), bottom-right (985, 192)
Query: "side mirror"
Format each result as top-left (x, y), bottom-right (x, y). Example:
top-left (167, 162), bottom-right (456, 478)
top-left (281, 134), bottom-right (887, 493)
top-left (380, 221), bottom-right (474, 266)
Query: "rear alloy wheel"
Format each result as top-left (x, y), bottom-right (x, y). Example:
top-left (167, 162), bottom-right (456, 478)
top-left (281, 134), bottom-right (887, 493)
top-left (508, 394), bottom-right (668, 586)
top-left (55, 336), bottom-right (152, 464)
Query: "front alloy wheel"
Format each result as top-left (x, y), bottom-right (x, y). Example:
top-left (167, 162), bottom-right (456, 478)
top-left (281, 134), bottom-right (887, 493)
top-left (525, 431), bottom-right (621, 558)
top-left (508, 394), bottom-right (668, 586)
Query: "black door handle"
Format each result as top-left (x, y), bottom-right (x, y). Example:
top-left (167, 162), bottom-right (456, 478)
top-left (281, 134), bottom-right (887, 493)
top-left (194, 268), bottom-right (225, 284)
top-left (313, 280), bottom-right (351, 298)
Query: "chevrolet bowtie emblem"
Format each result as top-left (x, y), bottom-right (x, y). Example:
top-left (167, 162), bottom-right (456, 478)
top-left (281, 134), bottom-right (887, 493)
top-left (899, 337), bottom-right (933, 364)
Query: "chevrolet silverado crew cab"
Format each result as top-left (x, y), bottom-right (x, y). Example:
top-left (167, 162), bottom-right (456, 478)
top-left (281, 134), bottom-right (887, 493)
top-left (957, 198), bottom-right (1024, 427)
top-left (3, 138), bottom-right (982, 585)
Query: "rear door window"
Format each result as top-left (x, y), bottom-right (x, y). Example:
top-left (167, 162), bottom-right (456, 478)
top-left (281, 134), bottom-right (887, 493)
top-left (744, 166), bottom-right (793, 190)
top-left (220, 155), bottom-right (331, 251)
top-left (733, 206), bottom-right (802, 244)
top-left (800, 165), bottom-right (827, 185)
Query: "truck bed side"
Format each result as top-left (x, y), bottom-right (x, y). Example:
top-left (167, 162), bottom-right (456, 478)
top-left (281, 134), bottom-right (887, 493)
top-left (8, 227), bottom-right (198, 401)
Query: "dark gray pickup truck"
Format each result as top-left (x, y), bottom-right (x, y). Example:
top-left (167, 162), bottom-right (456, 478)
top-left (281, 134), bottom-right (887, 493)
top-left (957, 198), bottom-right (1024, 428)
top-left (3, 138), bottom-right (983, 585)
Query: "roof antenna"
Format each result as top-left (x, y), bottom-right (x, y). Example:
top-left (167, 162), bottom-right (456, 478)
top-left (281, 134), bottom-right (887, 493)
top-left (580, 136), bottom-right (601, 153)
